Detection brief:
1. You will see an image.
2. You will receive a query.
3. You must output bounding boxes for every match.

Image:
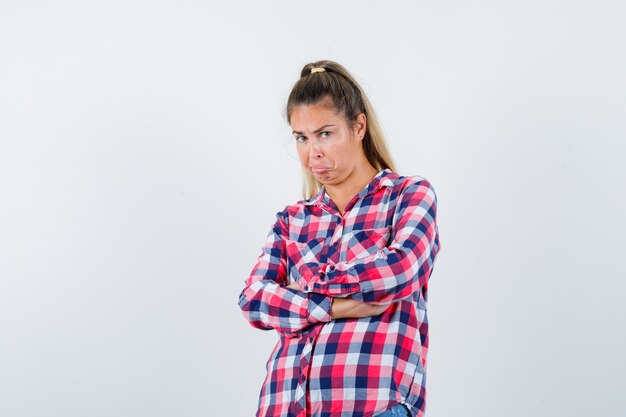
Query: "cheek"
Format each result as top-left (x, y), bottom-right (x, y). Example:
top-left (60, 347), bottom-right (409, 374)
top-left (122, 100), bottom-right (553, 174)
top-left (296, 146), bottom-right (308, 161)
top-left (327, 141), bottom-right (352, 161)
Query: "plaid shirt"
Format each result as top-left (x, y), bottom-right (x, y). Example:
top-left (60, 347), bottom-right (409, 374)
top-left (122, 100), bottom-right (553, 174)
top-left (238, 168), bottom-right (441, 417)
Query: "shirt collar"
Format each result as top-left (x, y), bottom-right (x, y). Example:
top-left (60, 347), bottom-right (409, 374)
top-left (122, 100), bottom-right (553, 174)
top-left (303, 168), bottom-right (395, 207)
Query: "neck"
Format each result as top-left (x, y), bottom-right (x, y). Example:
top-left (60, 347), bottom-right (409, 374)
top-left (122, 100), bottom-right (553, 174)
top-left (325, 164), bottom-right (380, 208)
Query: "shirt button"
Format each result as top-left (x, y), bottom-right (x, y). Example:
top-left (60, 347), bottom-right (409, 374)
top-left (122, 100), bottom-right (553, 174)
top-left (303, 285), bottom-right (309, 291)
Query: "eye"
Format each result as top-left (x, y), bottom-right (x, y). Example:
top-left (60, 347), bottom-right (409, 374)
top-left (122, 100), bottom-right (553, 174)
top-left (294, 135), bottom-right (307, 143)
top-left (320, 131), bottom-right (332, 138)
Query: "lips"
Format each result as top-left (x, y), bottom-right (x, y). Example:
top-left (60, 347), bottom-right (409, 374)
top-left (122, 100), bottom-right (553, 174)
top-left (311, 166), bottom-right (331, 174)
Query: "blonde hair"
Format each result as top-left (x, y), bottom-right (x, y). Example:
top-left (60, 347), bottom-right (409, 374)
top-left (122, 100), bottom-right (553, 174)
top-left (283, 60), bottom-right (397, 200)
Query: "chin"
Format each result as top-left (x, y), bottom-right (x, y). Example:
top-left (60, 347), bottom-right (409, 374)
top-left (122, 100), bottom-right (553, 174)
top-left (314, 174), bottom-right (336, 184)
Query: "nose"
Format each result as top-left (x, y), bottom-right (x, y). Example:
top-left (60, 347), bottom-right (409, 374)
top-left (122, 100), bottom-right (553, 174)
top-left (308, 140), bottom-right (323, 158)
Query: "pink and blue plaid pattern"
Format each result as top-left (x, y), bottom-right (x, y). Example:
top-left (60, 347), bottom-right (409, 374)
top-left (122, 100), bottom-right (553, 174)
top-left (238, 168), bottom-right (441, 417)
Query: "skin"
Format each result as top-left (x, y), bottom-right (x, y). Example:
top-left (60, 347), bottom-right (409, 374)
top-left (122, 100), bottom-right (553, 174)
top-left (285, 95), bottom-right (389, 319)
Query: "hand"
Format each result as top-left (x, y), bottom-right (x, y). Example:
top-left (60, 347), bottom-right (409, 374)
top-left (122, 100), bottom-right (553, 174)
top-left (330, 297), bottom-right (389, 319)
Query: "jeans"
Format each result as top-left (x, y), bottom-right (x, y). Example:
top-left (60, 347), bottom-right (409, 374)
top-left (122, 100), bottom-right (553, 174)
top-left (376, 402), bottom-right (411, 417)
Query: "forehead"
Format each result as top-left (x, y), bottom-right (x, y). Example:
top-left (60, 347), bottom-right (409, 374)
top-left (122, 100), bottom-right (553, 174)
top-left (290, 99), bottom-right (345, 131)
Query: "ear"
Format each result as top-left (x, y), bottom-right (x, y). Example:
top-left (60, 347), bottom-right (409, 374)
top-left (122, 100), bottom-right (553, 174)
top-left (353, 112), bottom-right (367, 139)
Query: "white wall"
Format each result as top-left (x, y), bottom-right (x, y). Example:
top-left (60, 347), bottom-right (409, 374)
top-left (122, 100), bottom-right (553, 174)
top-left (1, 1), bottom-right (624, 416)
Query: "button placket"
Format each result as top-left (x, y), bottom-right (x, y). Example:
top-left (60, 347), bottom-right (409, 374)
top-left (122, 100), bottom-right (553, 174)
top-left (330, 222), bottom-right (343, 246)
top-left (328, 215), bottom-right (345, 265)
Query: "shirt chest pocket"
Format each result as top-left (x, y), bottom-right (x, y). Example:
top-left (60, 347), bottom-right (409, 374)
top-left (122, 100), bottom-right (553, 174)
top-left (340, 226), bottom-right (392, 264)
top-left (285, 237), bottom-right (328, 274)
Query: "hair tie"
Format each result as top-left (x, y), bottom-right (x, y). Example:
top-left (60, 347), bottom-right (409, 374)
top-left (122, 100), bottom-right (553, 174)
top-left (310, 67), bottom-right (326, 74)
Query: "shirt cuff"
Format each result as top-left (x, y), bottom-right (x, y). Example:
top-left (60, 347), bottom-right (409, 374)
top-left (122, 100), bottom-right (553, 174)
top-left (306, 293), bottom-right (333, 324)
top-left (296, 262), bottom-right (326, 292)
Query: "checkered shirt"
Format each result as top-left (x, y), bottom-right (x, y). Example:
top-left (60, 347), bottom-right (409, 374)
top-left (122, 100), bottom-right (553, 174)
top-left (238, 168), bottom-right (441, 417)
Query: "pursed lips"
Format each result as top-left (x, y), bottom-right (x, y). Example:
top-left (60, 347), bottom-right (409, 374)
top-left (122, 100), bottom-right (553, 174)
top-left (310, 166), bottom-right (331, 173)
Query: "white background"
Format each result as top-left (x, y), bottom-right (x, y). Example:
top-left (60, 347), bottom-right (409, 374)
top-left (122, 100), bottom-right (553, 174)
top-left (1, 1), bottom-right (624, 416)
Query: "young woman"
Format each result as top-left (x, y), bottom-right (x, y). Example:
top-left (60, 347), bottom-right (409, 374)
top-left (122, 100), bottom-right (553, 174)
top-left (238, 60), bottom-right (441, 417)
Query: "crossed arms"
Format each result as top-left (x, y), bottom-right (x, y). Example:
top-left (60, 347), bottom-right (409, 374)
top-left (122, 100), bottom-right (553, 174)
top-left (237, 179), bottom-right (440, 338)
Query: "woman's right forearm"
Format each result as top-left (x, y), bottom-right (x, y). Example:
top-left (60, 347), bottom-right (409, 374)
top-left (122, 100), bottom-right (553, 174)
top-left (330, 297), bottom-right (389, 319)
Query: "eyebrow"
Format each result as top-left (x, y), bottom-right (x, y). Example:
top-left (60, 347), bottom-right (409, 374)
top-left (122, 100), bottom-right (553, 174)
top-left (292, 124), bottom-right (335, 135)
